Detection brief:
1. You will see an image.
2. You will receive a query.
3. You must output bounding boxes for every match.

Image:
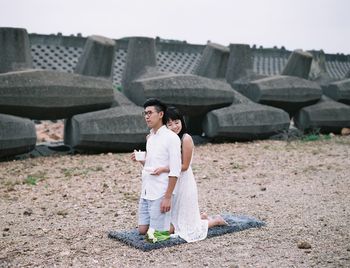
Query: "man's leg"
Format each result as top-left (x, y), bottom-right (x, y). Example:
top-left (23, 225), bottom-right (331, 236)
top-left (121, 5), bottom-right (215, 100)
top-left (149, 197), bottom-right (171, 231)
top-left (138, 198), bottom-right (150, 235)
top-left (138, 225), bottom-right (148, 235)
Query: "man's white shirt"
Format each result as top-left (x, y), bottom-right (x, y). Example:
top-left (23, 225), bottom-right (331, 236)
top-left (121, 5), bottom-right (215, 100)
top-left (141, 125), bottom-right (181, 200)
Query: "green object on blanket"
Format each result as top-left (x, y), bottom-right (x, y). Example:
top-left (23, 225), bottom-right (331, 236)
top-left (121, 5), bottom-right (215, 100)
top-left (145, 228), bottom-right (171, 243)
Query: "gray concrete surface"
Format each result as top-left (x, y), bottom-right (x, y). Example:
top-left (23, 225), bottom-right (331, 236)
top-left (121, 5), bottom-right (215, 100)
top-left (323, 78), bottom-right (350, 105)
top-left (245, 75), bottom-right (322, 115)
top-left (294, 95), bottom-right (350, 133)
top-left (281, 50), bottom-right (313, 79)
top-left (0, 69), bottom-right (114, 119)
top-left (75, 35), bottom-right (116, 79)
top-left (0, 27), bottom-right (33, 73)
top-left (64, 105), bottom-right (149, 152)
top-left (0, 113), bottom-right (36, 158)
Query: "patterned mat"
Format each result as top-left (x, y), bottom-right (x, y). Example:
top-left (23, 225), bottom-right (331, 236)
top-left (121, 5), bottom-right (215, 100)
top-left (108, 214), bottom-right (265, 251)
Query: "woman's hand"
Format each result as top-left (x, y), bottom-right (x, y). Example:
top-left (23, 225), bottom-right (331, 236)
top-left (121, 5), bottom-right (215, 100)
top-left (151, 167), bottom-right (169, 175)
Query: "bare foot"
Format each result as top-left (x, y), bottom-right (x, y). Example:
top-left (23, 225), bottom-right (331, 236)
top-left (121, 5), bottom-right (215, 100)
top-left (201, 212), bottom-right (209, 220)
top-left (213, 215), bottom-right (229, 226)
top-left (169, 224), bottom-right (175, 234)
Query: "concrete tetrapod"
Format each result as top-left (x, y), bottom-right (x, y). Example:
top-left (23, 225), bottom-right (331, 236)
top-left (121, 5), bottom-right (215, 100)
top-left (0, 27), bottom-right (33, 73)
top-left (203, 92), bottom-right (290, 141)
top-left (131, 73), bottom-right (235, 116)
top-left (281, 50), bottom-right (313, 79)
top-left (309, 50), bottom-right (334, 86)
top-left (111, 90), bottom-right (136, 107)
top-left (194, 42), bottom-right (267, 96)
top-left (121, 37), bottom-right (235, 117)
top-left (75, 35), bottom-right (116, 80)
top-left (0, 70), bottom-right (114, 120)
top-left (121, 37), bottom-right (157, 93)
top-left (64, 105), bottom-right (149, 152)
top-left (323, 78), bottom-right (350, 105)
top-left (0, 113), bottom-right (36, 158)
top-left (194, 42), bottom-right (230, 79)
top-left (225, 44), bottom-right (253, 84)
top-left (245, 75), bottom-right (322, 116)
top-left (294, 95), bottom-right (350, 133)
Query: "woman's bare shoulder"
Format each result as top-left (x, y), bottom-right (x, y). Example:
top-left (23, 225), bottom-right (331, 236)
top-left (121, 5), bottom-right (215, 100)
top-left (182, 133), bottom-right (194, 146)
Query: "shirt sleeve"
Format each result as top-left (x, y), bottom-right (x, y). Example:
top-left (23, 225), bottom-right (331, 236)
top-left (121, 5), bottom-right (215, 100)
top-left (168, 134), bottom-right (182, 178)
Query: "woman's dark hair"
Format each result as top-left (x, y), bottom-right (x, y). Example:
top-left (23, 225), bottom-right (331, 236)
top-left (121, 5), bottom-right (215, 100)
top-left (143, 98), bottom-right (167, 124)
top-left (165, 106), bottom-right (187, 139)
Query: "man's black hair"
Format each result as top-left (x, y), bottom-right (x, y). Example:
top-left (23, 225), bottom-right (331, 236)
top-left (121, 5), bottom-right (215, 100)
top-left (165, 106), bottom-right (187, 140)
top-left (143, 98), bottom-right (167, 112)
top-left (143, 98), bottom-right (167, 124)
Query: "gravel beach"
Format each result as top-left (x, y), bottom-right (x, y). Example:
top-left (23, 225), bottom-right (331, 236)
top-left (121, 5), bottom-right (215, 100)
top-left (1, 135), bottom-right (350, 267)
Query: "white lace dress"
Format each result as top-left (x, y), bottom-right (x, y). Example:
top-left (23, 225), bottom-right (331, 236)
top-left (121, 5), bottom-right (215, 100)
top-left (171, 142), bottom-right (208, 242)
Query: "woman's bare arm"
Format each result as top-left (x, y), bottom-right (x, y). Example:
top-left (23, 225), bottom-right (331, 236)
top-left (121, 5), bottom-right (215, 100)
top-left (181, 134), bottom-right (193, 171)
top-left (152, 134), bottom-right (194, 174)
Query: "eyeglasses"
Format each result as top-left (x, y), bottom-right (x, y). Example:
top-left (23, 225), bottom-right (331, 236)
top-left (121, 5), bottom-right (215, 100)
top-left (142, 110), bottom-right (158, 117)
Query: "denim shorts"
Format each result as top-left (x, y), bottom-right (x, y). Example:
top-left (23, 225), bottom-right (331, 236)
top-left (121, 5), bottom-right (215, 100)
top-left (138, 197), bottom-right (171, 231)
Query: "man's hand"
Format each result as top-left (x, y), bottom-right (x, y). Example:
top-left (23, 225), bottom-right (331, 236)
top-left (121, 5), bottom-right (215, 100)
top-left (131, 151), bottom-right (145, 165)
top-left (160, 196), bottom-right (171, 213)
top-left (130, 151), bottom-right (136, 161)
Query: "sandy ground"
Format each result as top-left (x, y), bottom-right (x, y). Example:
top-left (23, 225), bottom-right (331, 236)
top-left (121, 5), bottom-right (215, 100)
top-left (1, 135), bottom-right (350, 268)
top-left (35, 120), bottom-right (64, 143)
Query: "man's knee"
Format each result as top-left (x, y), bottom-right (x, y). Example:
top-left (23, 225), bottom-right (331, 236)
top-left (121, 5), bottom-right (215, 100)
top-left (138, 225), bottom-right (149, 235)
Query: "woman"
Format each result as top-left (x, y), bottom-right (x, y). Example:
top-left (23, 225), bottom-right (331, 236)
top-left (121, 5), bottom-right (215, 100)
top-left (152, 106), bottom-right (227, 242)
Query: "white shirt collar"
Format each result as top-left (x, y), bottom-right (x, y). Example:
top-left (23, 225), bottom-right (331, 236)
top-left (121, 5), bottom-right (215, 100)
top-left (150, 125), bottom-right (166, 135)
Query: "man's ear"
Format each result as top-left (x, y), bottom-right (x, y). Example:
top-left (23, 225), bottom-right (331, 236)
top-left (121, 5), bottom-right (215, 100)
top-left (159, 111), bottom-right (164, 118)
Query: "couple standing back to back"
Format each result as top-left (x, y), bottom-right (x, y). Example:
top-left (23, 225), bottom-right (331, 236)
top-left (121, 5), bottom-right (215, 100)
top-left (131, 98), bottom-right (227, 243)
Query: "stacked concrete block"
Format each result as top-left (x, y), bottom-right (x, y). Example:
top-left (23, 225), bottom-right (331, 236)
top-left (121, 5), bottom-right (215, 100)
top-left (112, 89), bottom-right (136, 107)
top-left (309, 50), bottom-right (332, 85)
top-left (194, 42), bottom-right (229, 79)
top-left (224, 43), bottom-right (266, 94)
top-left (0, 27), bottom-right (33, 73)
top-left (230, 73), bottom-right (268, 95)
top-left (323, 78), bottom-right (350, 105)
top-left (281, 50), bottom-right (313, 79)
top-left (0, 70), bottom-right (114, 119)
top-left (245, 75), bottom-right (322, 116)
top-left (3, 28), bottom-right (350, 157)
top-left (0, 114), bottom-right (36, 158)
top-left (121, 37), bottom-right (235, 116)
top-left (132, 74), bottom-right (235, 115)
top-left (225, 44), bottom-right (253, 84)
top-left (27, 32), bottom-right (350, 87)
top-left (75, 35), bottom-right (116, 79)
top-left (121, 37), bottom-right (158, 93)
top-left (294, 96), bottom-right (350, 133)
top-left (203, 92), bottom-right (290, 140)
top-left (64, 105), bottom-right (149, 152)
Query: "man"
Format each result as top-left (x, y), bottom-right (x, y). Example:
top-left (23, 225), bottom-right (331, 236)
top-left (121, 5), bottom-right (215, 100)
top-left (131, 98), bottom-right (181, 235)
